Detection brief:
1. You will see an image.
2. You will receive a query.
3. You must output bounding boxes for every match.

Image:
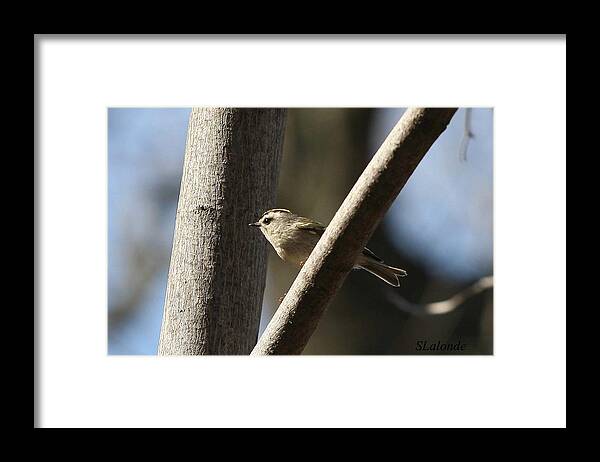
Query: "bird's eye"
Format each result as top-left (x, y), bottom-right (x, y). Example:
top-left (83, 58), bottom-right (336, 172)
top-left (262, 217), bottom-right (271, 225)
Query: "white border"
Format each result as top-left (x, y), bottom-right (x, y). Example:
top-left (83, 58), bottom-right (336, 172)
top-left (37, 36), bottom-right (566, 428)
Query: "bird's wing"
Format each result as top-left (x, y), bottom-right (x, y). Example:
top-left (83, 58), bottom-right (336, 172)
top-left (295, 219), bottom-right (326, 236)
top-left (362, 247), bottom-right (384, 262)
top-left (296, 219), bottom-right (383, 262)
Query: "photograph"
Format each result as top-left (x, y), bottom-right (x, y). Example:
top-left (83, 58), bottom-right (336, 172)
top-left (108, 107), bottom-right (493, 355)
top-left (36, 35), bottom-right (566, 429)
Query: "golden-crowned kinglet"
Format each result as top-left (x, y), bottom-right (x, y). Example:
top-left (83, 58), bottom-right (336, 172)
top-left (250, 208), bottom-right (407, 287)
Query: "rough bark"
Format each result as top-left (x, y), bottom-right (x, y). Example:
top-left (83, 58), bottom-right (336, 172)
top-left (252, 108), bottom-right (457, 355)
top-left (159, 108), bottom-right (287, 355)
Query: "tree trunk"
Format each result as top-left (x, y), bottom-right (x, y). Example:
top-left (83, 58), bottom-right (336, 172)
top-left (158, 108), bottom-right (287, 355)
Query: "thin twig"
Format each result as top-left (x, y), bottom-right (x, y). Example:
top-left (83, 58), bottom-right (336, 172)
top-left (459, 108), bottom-right (474, 162)
top-left (386, 276), bottom-right (493, 316)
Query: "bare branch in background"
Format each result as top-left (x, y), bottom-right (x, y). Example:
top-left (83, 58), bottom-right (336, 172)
top-left (386, 276), bottom-right (493, 316)
top-left (252, 108), bottom-right (458, 355)
top-left (108, 240), bottom-right (163, 332)
top-left (459, 108), bottom-right (474, 162)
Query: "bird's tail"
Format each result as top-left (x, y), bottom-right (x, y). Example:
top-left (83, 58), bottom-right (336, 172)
top-left (358, 260), bottom-right (408, 287)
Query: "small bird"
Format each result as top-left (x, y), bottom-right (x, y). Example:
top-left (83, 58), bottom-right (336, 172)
top-left (249, 208), bottom-right (407, 287)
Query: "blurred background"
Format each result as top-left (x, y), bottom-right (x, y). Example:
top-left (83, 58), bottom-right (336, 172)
top-left (108, 108), bottom-right (493, 355)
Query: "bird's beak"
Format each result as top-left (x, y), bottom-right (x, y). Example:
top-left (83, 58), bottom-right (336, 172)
top-left (249, 222), bottom-right (261, 227)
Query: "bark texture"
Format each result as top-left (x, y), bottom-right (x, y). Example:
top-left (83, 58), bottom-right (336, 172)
top-left (252, 108), bottom-right (457, 355)
top-left (159, 108), bottom-right (287, 355)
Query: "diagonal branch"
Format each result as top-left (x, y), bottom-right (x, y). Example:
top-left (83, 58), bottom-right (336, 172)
top-left (252, 108), bottom-right (458, 355)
